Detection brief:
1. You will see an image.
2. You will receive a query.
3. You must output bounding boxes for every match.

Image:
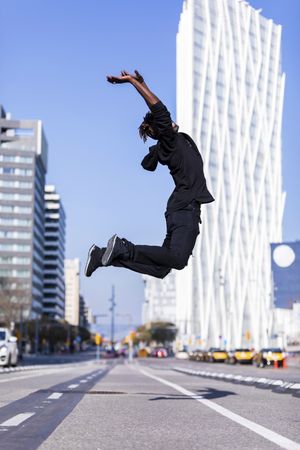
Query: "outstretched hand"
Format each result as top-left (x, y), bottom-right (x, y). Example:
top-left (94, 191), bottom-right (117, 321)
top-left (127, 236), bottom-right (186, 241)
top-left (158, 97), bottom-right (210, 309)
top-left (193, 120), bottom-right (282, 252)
top-left (106, 70), bottom-right (144, 84)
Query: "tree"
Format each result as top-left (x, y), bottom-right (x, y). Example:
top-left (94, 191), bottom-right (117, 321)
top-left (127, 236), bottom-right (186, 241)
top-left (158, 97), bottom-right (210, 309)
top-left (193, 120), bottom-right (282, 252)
top-left (136, 324), bottom-right (152, 344)
top-left (150, 321), bottom-right (177, 345)
top-left (0, 277), bottom-right (30, 328)
top-left (136, 321), bottom-right (177, 345)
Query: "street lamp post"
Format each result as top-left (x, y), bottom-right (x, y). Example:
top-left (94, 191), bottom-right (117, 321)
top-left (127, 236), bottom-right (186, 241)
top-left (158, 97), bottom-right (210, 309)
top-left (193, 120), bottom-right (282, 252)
top-left (93, 313), bottom-right (108, 359)
top-left (109, 285), bottom-right (116, 351)
top-left (34, 318), bottom-right (39, 355)
top-left (19, 305), bottom-right (23, 357)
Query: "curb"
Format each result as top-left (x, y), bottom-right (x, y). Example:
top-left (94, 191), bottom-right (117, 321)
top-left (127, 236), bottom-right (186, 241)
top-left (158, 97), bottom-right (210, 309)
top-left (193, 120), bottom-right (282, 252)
top-left (0, 359), bottom-right (102, 375)
top-left (173, 367), bottom-right (300, 398)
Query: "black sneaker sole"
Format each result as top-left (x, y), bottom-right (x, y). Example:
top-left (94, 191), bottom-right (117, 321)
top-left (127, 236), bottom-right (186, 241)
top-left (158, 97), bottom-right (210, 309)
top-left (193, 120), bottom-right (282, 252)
top-left (102, 234), bottom-right (117, 266)
top-left (85, 244), bottom-right (96, 277)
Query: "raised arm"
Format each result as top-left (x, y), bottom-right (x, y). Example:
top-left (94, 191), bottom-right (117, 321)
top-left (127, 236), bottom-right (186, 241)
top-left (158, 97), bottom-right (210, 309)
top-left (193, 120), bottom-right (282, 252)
top-left (107, 70), bottom-right (176, 152)
top-left (106, 70), bottom-right (159, 108)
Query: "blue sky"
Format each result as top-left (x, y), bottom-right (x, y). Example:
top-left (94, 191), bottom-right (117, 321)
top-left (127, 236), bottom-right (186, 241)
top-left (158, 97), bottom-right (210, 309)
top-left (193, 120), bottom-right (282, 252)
top-left (0, 0), bottom-right (299, 325)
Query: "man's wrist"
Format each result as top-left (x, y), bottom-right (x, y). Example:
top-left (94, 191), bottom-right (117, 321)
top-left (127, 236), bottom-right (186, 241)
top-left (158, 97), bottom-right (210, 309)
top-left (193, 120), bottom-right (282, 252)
top-left (130, 78), bottom-right (142, 86)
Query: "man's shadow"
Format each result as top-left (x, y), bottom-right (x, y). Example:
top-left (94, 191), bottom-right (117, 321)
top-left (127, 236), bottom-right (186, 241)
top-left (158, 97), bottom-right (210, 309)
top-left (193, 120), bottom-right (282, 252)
top-left (149, 387), bottom-right (236, 401)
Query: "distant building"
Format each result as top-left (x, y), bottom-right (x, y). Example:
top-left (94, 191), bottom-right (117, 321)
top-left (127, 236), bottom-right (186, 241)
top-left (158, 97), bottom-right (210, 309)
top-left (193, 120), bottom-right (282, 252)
top-left (64, 258), bottom-right (80, 326)
top-left (84, 306), bottom-right (93, 330)
top-left (43, 185), bottom-right (66, 319)
top-left (270, 241), bottom-right (300, 348)
top-left (0, 105), bottom-right (48, 319)
top-left (271, 303), bottom-right (300, 348)
top-left (79, 294), bottom-right (87, 328)
top-left (271, 242), bottom-right (300, 308)
top-left (142, 272), bottom-right (176, 324)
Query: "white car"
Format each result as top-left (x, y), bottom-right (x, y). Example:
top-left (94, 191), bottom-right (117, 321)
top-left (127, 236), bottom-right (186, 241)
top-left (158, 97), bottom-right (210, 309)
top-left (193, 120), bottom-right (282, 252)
top-left (0, 328), bottom-right (18, 367)
top-left (175, 350), bottom-right (189, 360)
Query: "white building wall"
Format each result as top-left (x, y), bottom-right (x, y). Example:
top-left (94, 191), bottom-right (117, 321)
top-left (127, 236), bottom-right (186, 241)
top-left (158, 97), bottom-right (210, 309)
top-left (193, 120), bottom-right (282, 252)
top-left (64, 258), bottom-right (80, 326)
top-left (176, 0), bottom-right (285, 349)
top-left (142, 272), bottom-right (177, 325)
top-left (272, 303), bottom-right (300, 349)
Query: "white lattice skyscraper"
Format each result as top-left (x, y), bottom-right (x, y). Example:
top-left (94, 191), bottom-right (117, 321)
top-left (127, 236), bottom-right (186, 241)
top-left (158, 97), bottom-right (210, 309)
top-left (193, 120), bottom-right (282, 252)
top-left (175, 0), bottom-right (285, 349)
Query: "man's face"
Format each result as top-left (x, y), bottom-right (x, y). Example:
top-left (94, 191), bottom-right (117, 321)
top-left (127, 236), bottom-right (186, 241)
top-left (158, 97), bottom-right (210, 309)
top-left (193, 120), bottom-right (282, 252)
top-left (146, 126), bottom-right (159, 140)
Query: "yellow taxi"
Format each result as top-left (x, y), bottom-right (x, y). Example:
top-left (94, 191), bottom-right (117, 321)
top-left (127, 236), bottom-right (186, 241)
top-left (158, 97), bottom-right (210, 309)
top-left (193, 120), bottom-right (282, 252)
top-left (254, 348), bottom-right (286, 368)
top-left (205, 347), bottom-right (228, 362)
top-left (226, 348), bottom-right (253, 364)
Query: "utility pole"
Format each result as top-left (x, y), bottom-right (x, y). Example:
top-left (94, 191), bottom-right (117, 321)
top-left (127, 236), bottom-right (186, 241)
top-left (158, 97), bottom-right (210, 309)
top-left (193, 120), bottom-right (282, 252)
top-left (116, 313), bottom-right (134, 361)
top-left (19, 304), bottom-right (23, 357)
top-left (93, 313), bottom-right (108, 360)
top-left (35, 318), bottom-right (39, 355)
top-left (109, 285), bottom-right (116, 351)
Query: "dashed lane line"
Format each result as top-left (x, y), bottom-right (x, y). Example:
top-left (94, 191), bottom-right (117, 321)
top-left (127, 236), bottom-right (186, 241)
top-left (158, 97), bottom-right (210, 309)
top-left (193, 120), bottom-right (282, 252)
top-left (47, 392), bottom-right (63, 400)
top-left (138, 367), bottom-right (300, 450)
top-left (0, 412), bottom-right (35, 427)
top-left (67, 384), bottom-right (79, 389)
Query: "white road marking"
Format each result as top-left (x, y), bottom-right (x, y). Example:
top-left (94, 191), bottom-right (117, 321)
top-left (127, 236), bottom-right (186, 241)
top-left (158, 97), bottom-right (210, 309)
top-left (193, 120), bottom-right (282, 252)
top-left (0, 367), bottom-right (76, 384)
top-left (79, 380), bottom-right (87, 383)
top-left (139, 368), bottom-right (300, 450)
top-left (0, 412), bottom-right (35, 427)
top-left (47, 392), bottom-right (63, 400)
top-left (68, 384), bottom-right (79, 389)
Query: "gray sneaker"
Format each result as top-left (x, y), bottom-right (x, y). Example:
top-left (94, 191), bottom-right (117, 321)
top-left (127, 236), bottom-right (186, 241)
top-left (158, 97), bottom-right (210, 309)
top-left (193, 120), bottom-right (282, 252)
top-left (101, 234), bottom-right (129, 266)
top-left (85, 245), bottom-right (105, 277)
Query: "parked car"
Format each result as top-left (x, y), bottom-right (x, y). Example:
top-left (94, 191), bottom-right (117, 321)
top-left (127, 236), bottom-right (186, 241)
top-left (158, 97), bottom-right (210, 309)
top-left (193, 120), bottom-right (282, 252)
top-left (205, 347), bottom-right (228, 362)
top-left (100, 348), bottom-right (118, 359)
top-left (189, 349), bottom-right (205, 361)
top-left (0, 328), bottom-right (18, 367)
top-left (151, 347), bottom-right (168, 358)
top-left (137, 348), bottom-right (149, 358)
top-left (175, 350), bottom-right (189, 360)
top-left (117, 347), bottom-right (128, 357)
top-left (226, 348), bottom-right (254, 364)
top-left (254, 348), bottom-right (286, 368)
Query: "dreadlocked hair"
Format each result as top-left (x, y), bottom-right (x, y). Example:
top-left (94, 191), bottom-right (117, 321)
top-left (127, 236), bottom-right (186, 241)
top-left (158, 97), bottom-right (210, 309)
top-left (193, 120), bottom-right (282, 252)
top-left (138, 112), bottom-right (155, 142)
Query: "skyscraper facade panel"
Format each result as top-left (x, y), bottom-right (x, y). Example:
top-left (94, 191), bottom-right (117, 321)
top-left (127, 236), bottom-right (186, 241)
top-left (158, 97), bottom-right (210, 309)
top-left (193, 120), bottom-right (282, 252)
top-left (176, 0), bottom-right (285, 349)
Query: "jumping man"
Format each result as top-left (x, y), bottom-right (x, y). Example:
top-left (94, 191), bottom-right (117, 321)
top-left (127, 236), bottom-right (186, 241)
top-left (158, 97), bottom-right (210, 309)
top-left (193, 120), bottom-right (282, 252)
top-left (85, 70), bottom-right (214, 279)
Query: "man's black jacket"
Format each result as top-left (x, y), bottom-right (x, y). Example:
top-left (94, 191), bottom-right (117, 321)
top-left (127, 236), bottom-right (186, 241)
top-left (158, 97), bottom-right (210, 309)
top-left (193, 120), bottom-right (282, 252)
top-left (141, 101), bottom-right (215, 212)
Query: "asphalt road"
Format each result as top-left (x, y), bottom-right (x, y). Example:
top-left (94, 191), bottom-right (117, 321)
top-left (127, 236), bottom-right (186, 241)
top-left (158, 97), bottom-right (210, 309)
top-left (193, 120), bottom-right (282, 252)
top-left (0, 357), bottom-right (299, 450)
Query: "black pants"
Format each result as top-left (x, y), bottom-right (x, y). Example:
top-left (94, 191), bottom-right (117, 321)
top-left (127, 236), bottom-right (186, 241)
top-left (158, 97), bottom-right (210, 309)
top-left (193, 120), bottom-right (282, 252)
top-left (113, 201), bottom-right (201, 279)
